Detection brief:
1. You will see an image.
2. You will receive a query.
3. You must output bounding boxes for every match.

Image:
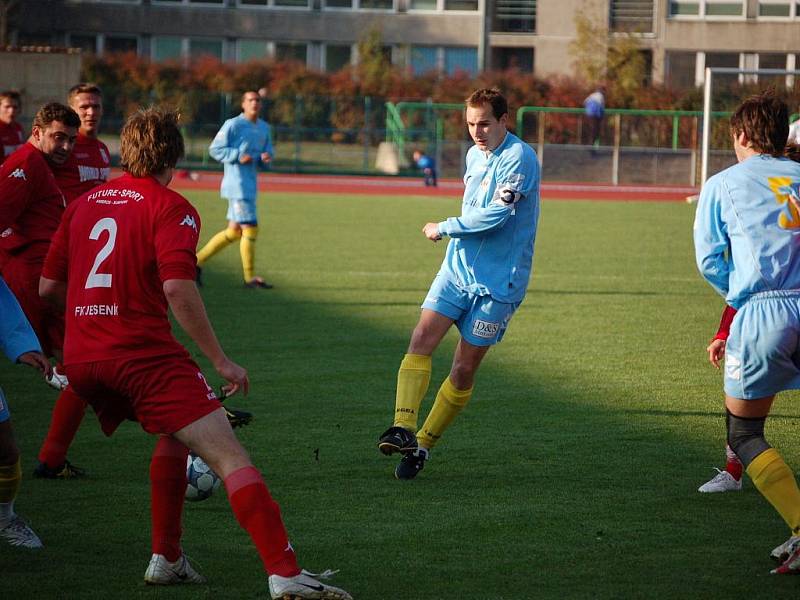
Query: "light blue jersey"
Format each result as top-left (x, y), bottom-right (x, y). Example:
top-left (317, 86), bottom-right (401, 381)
top-left (436, 131), bottom-right (540, 304)
top-left (209, 114), bottom-right (274, 201)
top-left (694, 154), bottom-right (800, 309)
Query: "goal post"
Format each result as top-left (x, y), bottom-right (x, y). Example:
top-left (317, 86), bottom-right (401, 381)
top-left (701, 67), bottom-right (800, 184)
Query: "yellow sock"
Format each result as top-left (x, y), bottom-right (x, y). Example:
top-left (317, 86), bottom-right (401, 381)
top-left (196, 227), bottom-right (241, 266)
top-left (747, 448), bottom-right (800, 535)
top-left (240, 226), bottom-right (259, 282)
top-left (417, 377), bottom-right (473, 450)
top-left (0, 458), bottom-right (21, 504)
top-left (393, 354), bottom-right (432, 431)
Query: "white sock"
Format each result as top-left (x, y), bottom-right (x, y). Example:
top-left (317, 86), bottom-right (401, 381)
top-left (0, 500), bottom-right (16, 523)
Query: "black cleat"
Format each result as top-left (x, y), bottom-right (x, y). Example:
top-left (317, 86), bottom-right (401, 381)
top-left (195, 266), bottom-right (203, 287)
top-left (244, 277), bottom-right (273, 289)
top-left (225, 406), bottom-right (253, 428)
top-left (33, 459), bottom-right (86, 479)
top-left (378, 426), bottom-right (418, 456)
top-left (395, 448), bottom-right (428, 480)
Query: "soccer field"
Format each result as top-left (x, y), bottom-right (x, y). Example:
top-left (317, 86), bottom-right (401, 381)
top-left (2, 190), bottom-right (800, 599)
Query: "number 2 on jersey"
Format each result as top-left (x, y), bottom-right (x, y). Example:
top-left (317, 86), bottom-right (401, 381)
top-left (85, 217), bottom-right (117, 289)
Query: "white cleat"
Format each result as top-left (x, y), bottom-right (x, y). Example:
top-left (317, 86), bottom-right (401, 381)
top-left (698, 468), bottom-right (742, 493)
top-left (0, 515), bottom-right (43, 549)
top-left (772, 538), bottom-right (800, 574)
top-left (269, 569), bottom-right (353, 600)
top-left (45, 366), bottom-right (69, 391)
top-left (770, 536), bottom-right (800, 564)
top-left (144, 553), bottom-right (206, 585)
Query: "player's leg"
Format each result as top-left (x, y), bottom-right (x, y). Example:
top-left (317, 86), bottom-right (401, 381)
top-left (174, 410), bottom-right (352, 598)
top-left (34, 386), bottom-right (87, 479)
top-left (240, 219), bottom-right (272, 289)
top-left (196, 216), bottom-right (242, 267)
top-left (0, 392), bottom-right (42, 549)
top-left (378, 308), bottom-right (453, 456)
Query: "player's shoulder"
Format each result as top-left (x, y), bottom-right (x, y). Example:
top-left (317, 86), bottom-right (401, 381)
top-left (498, 133), bottom-right (537, 169)
top-left (1, 142), bottom-right (40, 174)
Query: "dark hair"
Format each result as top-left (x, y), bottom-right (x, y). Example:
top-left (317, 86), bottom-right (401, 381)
top-left (33, 102), bottom-right (80, 130)
top-left (0, 90), bottom-right (21, 105)
top-left (120, 107), bottom-right (184, 177)
top-left (729, 91), bottom-right (789, 157)
top-left (241, 90), bottom-right (261, 103)
top-left (68, 83), bottom-right (103, 103)
top-left (465, 88), bottom-right (508, 121)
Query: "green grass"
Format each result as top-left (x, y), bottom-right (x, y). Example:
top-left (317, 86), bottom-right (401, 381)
top-left (2, 191), bottom-right (800, 598)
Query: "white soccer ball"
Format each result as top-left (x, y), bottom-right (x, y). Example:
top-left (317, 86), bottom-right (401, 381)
top-left (185, 452), bottom-right (221, 502)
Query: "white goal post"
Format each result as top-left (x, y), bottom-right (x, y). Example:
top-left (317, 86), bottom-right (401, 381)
top-left (701, 67), bottom-right (800, 184)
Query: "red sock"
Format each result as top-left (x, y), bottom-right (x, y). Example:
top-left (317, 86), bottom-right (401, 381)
top-left (225, 466), bottom-right (301, 577)
top-left (725, 444), bottom-right (743, 481)
top-left (37, 386), bottom-right (87, 468)
top-left (150, 436), bottom-right (188, 562)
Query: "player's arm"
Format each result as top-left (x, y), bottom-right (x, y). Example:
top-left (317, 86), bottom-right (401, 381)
top-left (0, 156), bottom-right (36, 232)
top-left (706, 304), bottom-right (737, 368)
top-left (693, 179), bottom-right (730, 298)
top-left (208, 120), bottom-right (241, 164)
top-left (38, 207), bottom-right (72, 312)
top-left (163, 279), bottom-right (248, 396)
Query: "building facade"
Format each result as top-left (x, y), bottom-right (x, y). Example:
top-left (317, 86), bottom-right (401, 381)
top-left (13, 0), bottom-right (800, 86)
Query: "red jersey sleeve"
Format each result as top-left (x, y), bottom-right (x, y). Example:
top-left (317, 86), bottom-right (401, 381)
top-left (42, 202), bottom-right (75, 283)
top-left (713, 304), bottom-right (737, 341)
top-left (0, 148), bottom-right (38, 232)
top-left (154, 196), bottom-right (201, 282)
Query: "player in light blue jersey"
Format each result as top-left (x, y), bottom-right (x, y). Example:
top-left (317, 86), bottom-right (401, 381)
top-left (378, 88), bottom-right (540, 480)
top-left (0, 276), bottom-right (51, 548)
top-left (196, 91), bottom-right (275, 289)
top-left (694, 91), bottom-right (800, 574)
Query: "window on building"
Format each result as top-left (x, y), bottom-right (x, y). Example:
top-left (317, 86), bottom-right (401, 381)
top-left (409, 0), bottom-right (437, 9)
top-left (665, 51), bottom-right (696, 88)
top-left (154, 0), bottom-right (225, 4)
top-left (18, 34), bottom-right (54, 46)
top-left (669, 0), bottom-right (743, 15)
top-left (153, 36), bottom-right (183, 61)
top-left (493, 47), bottom-right (534, 72)
top-left (70, 34), bottom-right (98, 54)
top-left (189, 38), bottom-right (224, 60)
top-left (105, 36), bottom-right (139, 54)
top-left (275, 0), bottom-right (310, 6)
top-left (759, 53), bottom-right (788, 69)
top-left (324, 0), bottom-right (353, 6)
top-left (360, 0), bottom-right (394, 8)
top-left (758, 0), bottom-right (799, 15)
top-left (325, 45), bottom-right (352, 72)
top-left (445, 0), bottom-right (479, 9)
top-left (275, 42), bottom-right (307, 63)
top-left (610, 0), bottom-right (654, 32)
top-left (239, 40), bottom-right (269, 62)
top-left (444, 47), bottom-right (477, 75)
top-left (410, 46), bottom-right (438, 74)
top-left (492, 0), bottom-right (536, 32)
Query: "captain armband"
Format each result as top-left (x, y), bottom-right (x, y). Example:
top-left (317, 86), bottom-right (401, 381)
top-left (492, 186), bottom-right (523, 207)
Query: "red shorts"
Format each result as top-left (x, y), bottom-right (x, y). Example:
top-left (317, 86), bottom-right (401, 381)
top-left (66, 353), bottom-right (222, 436)
top-left (1, 256), bottom-right (64, 357)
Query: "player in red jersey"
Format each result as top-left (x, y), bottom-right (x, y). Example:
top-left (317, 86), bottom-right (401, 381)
top-left (34, 84), bottom-right (112, 479)
top-left (53, 83), bottom-right (110, 204)
top-left (39, 107), bottom-right (352, 599)
top-left (0, 91), bottom-right (25, 166)
top-left (0, 102), bottom-right (78, 360)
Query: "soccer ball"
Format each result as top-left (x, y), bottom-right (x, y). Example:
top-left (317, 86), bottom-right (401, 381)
top-left (185, 452), bottom-right (221, 502)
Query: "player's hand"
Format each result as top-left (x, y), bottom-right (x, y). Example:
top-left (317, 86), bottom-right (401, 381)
top-left (260, 152), bottom-right (271, 164)
top-left (707, 339), bottom-right (726, 369)
top-left (423, 223), bottom-right (442, 241)
top-left (239, 153), bottom-right (252, 164)
top-left (216, 358), bottom-right (249, 397)
top-left (18, 351), bottom-right (53, 378)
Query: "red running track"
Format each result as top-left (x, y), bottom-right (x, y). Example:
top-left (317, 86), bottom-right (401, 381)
top-left (166, 170), bottom-right (698, 202)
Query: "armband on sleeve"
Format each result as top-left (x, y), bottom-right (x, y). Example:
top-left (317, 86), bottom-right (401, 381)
top-left (492, 187), bottom-right (523, 207)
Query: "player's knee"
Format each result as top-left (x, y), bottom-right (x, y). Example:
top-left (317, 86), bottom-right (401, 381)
top-left (726, 410), bottom-right (771, 468)
top-left (241, 225), bottom-right (258, 241)
top-left (225, 227), bottom-right (243, 241)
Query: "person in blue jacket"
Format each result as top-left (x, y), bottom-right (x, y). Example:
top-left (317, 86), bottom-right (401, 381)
top-left (197, 90), bottom-right (275, 289)
top-left (378, 88), bottom-right (541, 480)
top-left (0, 276), bottom-right (51, 548)
top-left (413, 149), bottom-right (437, 187)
